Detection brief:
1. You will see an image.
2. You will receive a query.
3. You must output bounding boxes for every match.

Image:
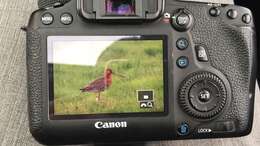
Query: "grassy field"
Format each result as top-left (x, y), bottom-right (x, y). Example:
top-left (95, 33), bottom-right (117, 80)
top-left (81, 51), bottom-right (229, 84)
top-left (53, 40), bottom-right (164, 115)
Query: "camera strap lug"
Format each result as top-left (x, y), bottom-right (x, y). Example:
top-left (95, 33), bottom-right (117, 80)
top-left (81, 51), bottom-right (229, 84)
top-left (21, 26), bottom-right (28, 32)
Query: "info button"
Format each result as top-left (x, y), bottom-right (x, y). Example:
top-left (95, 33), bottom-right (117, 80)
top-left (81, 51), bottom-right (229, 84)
top-left (61, 13), bottom-right (73, 25)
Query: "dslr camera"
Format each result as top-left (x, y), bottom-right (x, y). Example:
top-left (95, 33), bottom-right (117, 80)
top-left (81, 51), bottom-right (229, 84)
top-left (26, 0), bottom-right (257, 144)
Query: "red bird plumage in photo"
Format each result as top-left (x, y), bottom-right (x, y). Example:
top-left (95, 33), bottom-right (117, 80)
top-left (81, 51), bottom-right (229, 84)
top-left (80, 68), bottom-right (113, 101)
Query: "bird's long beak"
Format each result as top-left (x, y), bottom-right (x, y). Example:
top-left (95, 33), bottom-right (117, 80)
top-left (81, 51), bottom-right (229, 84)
top-left (114, 72), bottom-right (127, 78)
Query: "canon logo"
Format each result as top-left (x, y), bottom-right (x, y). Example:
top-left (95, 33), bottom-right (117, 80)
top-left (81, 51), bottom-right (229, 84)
top-left (94, 121), bottom-right (127, 129)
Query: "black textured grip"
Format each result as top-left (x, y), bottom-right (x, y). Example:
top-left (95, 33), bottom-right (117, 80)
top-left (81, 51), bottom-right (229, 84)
top-left (26, 30), bottom-right (44, 136)
top-left (38, 0), bottom-right (71, 8)
top-left (235, 1), bottom-right (260, 84)
top-left (186, 4), bottom-right (256, 131)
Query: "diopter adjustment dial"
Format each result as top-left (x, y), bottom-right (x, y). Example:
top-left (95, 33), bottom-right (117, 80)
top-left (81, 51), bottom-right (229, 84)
top-left (178, 72), bottom-right (227, 120)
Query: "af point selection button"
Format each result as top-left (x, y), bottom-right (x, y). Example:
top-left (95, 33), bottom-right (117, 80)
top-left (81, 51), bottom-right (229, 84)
top-left (177, 122), bottom-right (190, 136)
top-left (177, 56), bottom-right (189, 69)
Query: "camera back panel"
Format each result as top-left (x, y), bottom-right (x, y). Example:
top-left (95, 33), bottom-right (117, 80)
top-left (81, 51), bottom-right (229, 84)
top-left (26, 0), bottom-right (256, 144)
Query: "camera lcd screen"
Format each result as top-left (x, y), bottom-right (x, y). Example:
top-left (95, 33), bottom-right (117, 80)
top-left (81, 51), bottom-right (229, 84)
top-left (47, 36), bottom-right (167, 119)
top-left (105, 0), bottom-right (136, 15)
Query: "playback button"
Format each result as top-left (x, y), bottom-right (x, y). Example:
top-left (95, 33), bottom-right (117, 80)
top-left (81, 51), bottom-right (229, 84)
top-left (177, 56), bottom-right (189, 69)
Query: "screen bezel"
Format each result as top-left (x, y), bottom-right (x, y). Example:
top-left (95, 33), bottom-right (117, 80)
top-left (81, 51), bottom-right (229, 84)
top-left (47, 35), bottom-right (169, 120)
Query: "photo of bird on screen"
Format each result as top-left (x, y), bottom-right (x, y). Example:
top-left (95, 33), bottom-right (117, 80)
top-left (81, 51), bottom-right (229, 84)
top-left (50, 36), bottom-right (164, 115)
top-left (80, 60), bottom-right (128, 102)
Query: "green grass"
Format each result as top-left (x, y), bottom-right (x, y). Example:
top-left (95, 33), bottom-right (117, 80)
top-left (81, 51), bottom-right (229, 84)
top-left (54, 40), bottom-right (164, 115)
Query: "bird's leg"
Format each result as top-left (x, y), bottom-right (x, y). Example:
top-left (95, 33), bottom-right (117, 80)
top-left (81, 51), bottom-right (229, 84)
top-left (96, 92), bottom-right (101, 102)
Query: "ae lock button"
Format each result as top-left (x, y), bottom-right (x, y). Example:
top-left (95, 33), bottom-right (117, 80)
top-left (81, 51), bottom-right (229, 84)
top-left (171, 9), bottom-right (194, 31)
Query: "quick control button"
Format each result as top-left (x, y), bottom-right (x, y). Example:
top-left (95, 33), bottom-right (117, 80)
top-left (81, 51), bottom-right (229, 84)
top-left (177, 122), bottom-right (190, 136)
top-left (176, 38), bottom-right (189, 50)
top-left (171, 9), bottom-right (193, 32)
top-left (242, 14), bottom-right (252, 24)
top-left (41, 13), bottom-right (54, 25)
top-left (177, 56), bottom-right (189, 68)
top-left (61, 13), bottom-right (73, 25)
top-left (195, 45), bottom-right (208, 62)
top-left (227, 9), bottom-right (238, 19)
top-left (209, 7), bottom-right (221, 17)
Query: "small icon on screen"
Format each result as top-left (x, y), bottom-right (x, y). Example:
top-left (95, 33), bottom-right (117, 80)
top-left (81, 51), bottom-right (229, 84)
top-left (140, 101), bottom-right (154, 108)
top-left (137, 90), bottom-right (154, 109)
top-left (137, 90), bottom-right (154, 101)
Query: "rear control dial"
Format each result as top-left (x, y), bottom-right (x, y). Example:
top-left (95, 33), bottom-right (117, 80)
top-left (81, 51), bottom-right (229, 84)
top-left (171, 9), bottom-right (194, 32)
top-left (178, 72), bottom-right (227, 119)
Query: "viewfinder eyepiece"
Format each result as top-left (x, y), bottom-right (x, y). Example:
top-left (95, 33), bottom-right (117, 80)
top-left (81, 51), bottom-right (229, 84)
top-left (78, 0), bottom-right (164, 21)
top-left (105, 0), bottom-right (136, 16)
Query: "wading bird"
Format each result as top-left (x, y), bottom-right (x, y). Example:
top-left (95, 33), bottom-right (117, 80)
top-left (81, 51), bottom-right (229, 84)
top-left (80, 68), bottom-right (125, 102)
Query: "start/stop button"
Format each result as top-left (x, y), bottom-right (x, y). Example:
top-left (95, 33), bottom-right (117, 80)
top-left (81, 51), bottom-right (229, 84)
top-left (171, 9), bottom-right (194, 32)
